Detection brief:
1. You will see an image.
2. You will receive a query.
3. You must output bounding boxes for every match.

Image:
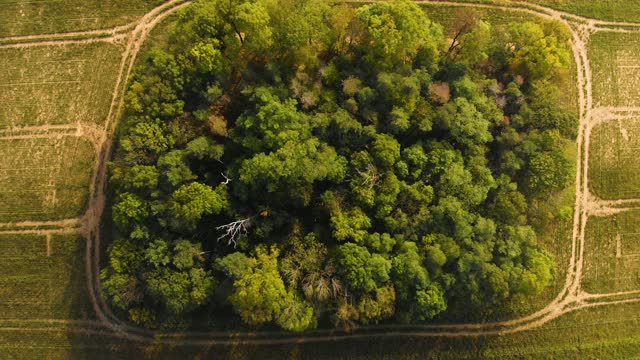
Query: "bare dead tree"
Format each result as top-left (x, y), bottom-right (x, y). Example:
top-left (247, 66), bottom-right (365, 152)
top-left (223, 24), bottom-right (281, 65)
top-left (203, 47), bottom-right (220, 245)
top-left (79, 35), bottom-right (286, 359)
top-left (445, 9), bottom-right (481, 59)
top-left (356, 160), bottom-right (381, 190)
top-left (216, 217), bottom-right (252, 247)
top-left (220, 172), bottom-right (233, 185)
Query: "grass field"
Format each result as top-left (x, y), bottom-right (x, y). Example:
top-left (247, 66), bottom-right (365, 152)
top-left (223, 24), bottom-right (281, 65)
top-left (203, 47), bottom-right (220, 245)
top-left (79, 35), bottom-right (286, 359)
top-left (0, 137), bottom-right (96, 222)
top-left (0, 42), bottom-right (123, 129)
top-left (0, 233), bottom-right (93, 320)
top-left (589, 31), bottom-right (640, 107)
top-left (589, 115), bottom-right (640, 200)
top-left (582, 210), bottom-right (640, 294)
top-left (0, 0), bottom-right (166, 37)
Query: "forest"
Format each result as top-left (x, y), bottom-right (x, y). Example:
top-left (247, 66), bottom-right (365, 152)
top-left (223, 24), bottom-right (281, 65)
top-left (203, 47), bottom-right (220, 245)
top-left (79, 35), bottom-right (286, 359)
top-left (101, 0), bottom-right (577, 331)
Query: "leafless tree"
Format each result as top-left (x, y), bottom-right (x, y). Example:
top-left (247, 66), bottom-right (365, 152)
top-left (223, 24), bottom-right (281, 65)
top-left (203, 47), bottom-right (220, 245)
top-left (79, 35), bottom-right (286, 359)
top-left (216, 217), bottom-right (252, 247)
top-left (220, 172), bottom-right (233, 185)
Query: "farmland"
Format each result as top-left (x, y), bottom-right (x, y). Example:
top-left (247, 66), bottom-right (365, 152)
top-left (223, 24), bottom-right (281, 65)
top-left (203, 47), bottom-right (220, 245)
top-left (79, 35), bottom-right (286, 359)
top-left (589, 32), bottom-right (640, 107)
top-left (1, 0), bottom-right (640, 358)
top-left (0, 43), bottom-right (123, 129)
top-left (0, 137), bottom-right (96, 222)
top-left (0, 234), bottom-right (93, 321)
top-left (0, 0), bottom-right (165, 37)
top-left (583, 210), bottom-right (640, 293)
top-left (589, 111), bottom-right (640, 200)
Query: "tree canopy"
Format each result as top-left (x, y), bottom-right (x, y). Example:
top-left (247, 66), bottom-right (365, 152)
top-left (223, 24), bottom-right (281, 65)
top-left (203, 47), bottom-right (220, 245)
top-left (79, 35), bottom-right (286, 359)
top-left (103, 0), bottom-right (575, 331)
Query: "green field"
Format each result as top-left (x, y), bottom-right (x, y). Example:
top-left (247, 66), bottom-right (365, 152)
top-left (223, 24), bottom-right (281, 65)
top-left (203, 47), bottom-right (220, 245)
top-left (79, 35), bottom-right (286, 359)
top-left (589, 115), bottom-right (640, 200)
top-left (0, 42), bottom-right (123, 129)
top-left (0, 137), bottom-right (96, 222)
top-left (0, 0), bottom-right (166, 37)
top-left (582, 210), bottom-right (640, 294)
top-left (0, 234), bottom-right (93, 320)
top-left (589, 31), bottom-right (640, 107)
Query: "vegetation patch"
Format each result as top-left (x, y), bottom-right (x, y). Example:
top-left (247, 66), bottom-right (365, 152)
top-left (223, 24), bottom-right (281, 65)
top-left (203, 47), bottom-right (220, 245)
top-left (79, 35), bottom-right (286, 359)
top-left (589, 115), bottom-right (640, 200)
top-left (0, 137), bottom-right (95, 222)
top-left (0, 42), bottom-right (123, 129)
top-left (583, 210), bottom-right (640, 294)
top-left (0, 234), bottom-right (93, 320)
top-left (589, 31), bottom-right (640, 107)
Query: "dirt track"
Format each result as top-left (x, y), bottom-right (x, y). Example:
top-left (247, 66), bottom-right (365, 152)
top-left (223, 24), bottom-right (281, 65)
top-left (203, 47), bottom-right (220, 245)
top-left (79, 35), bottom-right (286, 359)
top-left (3, 0), bottom-right (640, 346)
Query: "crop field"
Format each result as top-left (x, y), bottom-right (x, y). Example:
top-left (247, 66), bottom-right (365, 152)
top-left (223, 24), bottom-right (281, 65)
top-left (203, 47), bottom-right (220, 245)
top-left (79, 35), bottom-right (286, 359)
top-left (0, 42), bottom-right (123, 129)
top-left (589, 113), bottom-right (640, 200)
top-left (0, 233), bottom-right (92, 320)
top-left (0, 137), bottom-right (96, 222)
top-left (0, 0), bottom-right (165, 37)
top-left (589, 31), bottom-right (640, 107)
top-left (529, 0), bottom-right (640, 23)
top-left (582, 210), bottom-right (640, 294)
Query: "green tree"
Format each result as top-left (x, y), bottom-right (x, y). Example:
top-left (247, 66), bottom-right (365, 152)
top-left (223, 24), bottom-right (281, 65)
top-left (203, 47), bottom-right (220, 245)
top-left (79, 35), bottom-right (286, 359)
top-left (228, 246), bottom-right (290, 327)
top-left (167, 182), bottom-right (228, 230)
top-left (335, 243), bottom-right (391, 294)
top-left (112, 193), bottom-right (149, 231)
top-left (505, 21), bottom-right (571, 82)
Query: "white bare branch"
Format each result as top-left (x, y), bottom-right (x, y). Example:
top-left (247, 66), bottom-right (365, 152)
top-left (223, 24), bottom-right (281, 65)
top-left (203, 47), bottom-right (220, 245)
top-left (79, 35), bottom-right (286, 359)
top-left (216, 217), bottom-right (252, 247)
top-left (221, 172), bottom-right (233, 185)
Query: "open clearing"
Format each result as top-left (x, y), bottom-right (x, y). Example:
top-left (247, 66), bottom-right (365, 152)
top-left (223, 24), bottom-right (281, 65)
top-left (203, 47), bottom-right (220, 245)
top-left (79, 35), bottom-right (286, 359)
top-left (0, 43), bottom-right (123, 129)
top-left (589, 112), bottom-right (640, 200)
top-left (1, 0), bottom-right (640, 358)
top-left (0, 137), bottom-right (95, 222)
top-left (589, 32), bottom-right (640, 107)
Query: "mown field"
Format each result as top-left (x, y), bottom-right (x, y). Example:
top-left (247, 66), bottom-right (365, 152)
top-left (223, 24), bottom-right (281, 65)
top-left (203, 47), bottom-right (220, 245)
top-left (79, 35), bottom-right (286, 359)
top-left (0, 42), bottom-right (123, 129)
top-left (589, 115), bottom-right (640, 200)
top-left (0, 0), bottom-right (165, 37)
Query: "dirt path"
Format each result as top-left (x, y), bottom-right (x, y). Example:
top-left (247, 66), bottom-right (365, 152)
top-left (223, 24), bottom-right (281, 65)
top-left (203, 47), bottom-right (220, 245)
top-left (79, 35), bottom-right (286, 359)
top-left (3, 0), bottom-right (640, 346)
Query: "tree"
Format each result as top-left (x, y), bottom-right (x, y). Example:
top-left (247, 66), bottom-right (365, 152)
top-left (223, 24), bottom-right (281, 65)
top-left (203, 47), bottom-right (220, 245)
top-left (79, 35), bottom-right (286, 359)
top-left (120, 120), bottom-right (175, 165)
top-left (505, 21), bottom-right (571, 82)
top-left (276, 294), bottom-right (316, 331)
top-left (355, 0), bottom-right (444, 72)
top-left (371, 133), bottom-right (401, 168)
top-left (238, 138), bottom-right (346, 205)
top-left (157, 150), bottom-right (196, 189)
top-left (227, 246), bottom-right (291, 327)
top-left (167, 182), bottom-right (228, 230)
top-left (112, 193), bottom-right (149, 231)
top-left (415, 283), bottom-right (447, 320)
top-left (146, 266), bottom-right (215, 314)
top-left (525, 150), bottom-right (572, 197)
top-left (334, 243), bottom-right (391, 294)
